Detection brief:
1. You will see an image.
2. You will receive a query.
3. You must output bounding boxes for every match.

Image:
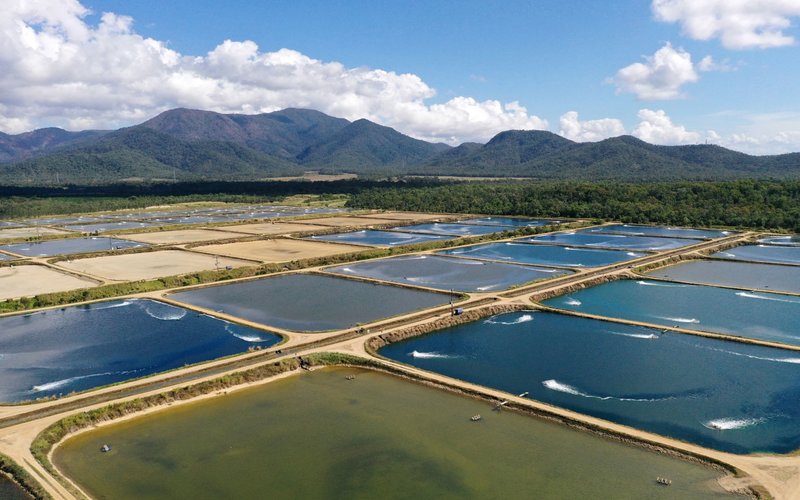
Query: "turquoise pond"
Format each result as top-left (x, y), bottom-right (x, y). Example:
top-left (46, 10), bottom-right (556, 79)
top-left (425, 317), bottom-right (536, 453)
top-left (0, 237), bottom-right (145, 257)
top-left (379, 310), bottom-right (800, 454)
top-left (326, 255), bottom-right (570, 292)
top-left (389, 223), bottom-right (512, 237)
top-left (522, 232), bottom-right (701, 250)
top-left (544, 279), bottom-right (800, 346)
top-left (437, 242), bottom-right (646, 267)
top-left (646, 260), bottom-right (800, 294)
top-left (0, 299), bottom-right (280, 402)
top-left (307, 230), bottom-right (452, 247)
top-left (457, 217), bottom-right (561, 227)
top-left (587, 224), bottom-right (732, 239)
top-left (169, 274), bottom-right (452, 331)
top-left (713, 244), bottom-right (800, 265)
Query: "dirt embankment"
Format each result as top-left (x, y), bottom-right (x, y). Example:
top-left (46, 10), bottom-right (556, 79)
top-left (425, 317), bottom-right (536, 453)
top-left (366, 303), bottom-right (525, 352)
top-left (529, 273), bottom-right (634, 303)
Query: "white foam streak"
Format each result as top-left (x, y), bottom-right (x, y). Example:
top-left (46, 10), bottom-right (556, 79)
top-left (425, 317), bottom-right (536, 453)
top-left (144, 305), bottom-right (187, 321)
top-left (32, 369), bottom-right (139, 393)
top-left (608, 331), bottom-right (659, 340)
top-left (87, 301), bottom-right (132, 311)
top-left (409, 350), bottom-right (455, 359)
top-left (703, 417), bottom-right (766, 431)
top-left (658, 316), bottom-right (700, 324)
top-left (542, 379), bottom-right (672, 402)
top-left (565, 298), bottom-right (582, 306)
top-left (735, 291), bottom-right (800, 305)
top-left (484, 313), bottom-right (534, 325)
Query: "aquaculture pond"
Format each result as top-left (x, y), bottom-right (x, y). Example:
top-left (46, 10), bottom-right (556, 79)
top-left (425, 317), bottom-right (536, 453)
top-left (308, 230), bottom-right (452, 247)
top-left (713, 244), bottom-right (800, 266)
top-left (380, 311), bottom-right (800, 454)
top-left (170, 274), bottom-right (452, 332)
top-left (53, 368), bottom-right (731, 499)
top-left (327, 255), bottom-right (570, 292)
top-left (0, 252), bottom-right (17, 261)
top-left (390, 222), bottom-right (512, 237)
top-left (523, 232), bottom-right (701, 251)
top-left (21, 216), bottom-right (106, 226)
top-left (149, 215), bottom-right (241, 225)
top-left (757, 235), bottom-right (800, 247)
top-left (0, 299), bottom-right (279, 402)
top-left (545, 279), bottom-right (800, 346)
top-left (65, 221), bottom-right (159, 233)
top-left (457, 217), bottom-right (561, 227)
top-left (0, 476), bottom-right (29, 500)
top-left (587, 224), bottom-right (731, 239)
top-left (438, 242), bottom-right (645, 267)
top-left (646, 260), bottom-right (800, 294)
top-left (0, 237), bottom-right (145, 257)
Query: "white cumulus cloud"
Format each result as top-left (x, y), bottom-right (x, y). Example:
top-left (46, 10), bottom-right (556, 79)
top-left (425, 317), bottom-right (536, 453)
top-left (633, 108), bottom-right (702, 144)
top-left (0, 0), bottom-right (546, 144)
top-left (612, 43), bottom-right (699, 100)
top-left (653, 0), bottom-right (800, 49)
top-left (558, 111), bottom-right (626, 141)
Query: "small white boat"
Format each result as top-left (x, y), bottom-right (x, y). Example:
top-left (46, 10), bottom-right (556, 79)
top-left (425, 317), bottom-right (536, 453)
top-left (100, 444), bottom-right (111, 453)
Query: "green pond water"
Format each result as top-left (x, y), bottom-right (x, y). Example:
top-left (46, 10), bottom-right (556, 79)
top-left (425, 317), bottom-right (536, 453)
top-left (53, 369), bottom-right (731, 499)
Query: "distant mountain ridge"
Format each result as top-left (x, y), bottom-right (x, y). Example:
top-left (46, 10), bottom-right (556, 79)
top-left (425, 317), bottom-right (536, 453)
top-left (0, 107), bottom-right (798, 184)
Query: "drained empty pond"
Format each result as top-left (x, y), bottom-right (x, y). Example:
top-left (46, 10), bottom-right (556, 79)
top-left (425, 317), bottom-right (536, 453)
top-left (327, 255), bottom-right (570, 292)
top-left (379, 311), bottom-right (800, 454)
top-left (646, 260), bottom-right (800, 294)
top-left (545, 279), bottom-right (800, 346)
top-left (0, 237), bottom-right (145, 257)
top-left (170, 274), bottom-right (452, 331)
top-left (438, 242), bottom-right (645, 267)
top-left (0, 299), bottom-right (279, 402)
top-left (53, 368), bottom-right (730, 499)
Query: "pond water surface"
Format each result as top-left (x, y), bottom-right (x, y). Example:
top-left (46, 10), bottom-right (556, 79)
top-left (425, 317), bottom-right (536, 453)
top-left (53, 368), bottom-right (731, 499)
top-left (380, 311), bottom-right (800, 454)
top-left (308, 230), bottom-right (452, 247)
top-left (327, 255), bottom-right (570, 292)
top-left (0, 237), bottom-right (144, 257)
top-left (0, 299), bottom-right (279, 402)
top-left (713, 245), bottom-right (800, 265)
top-left (438, 242), bottom-right (645, 267)
top-left (646, 260), bottom-right (800, 294)
top-left (170, 274), bottom-right (452, 331)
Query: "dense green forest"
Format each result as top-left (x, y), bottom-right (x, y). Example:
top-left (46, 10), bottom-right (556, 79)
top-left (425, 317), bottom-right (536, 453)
top-left (348, 180), bottom-right (800, 231)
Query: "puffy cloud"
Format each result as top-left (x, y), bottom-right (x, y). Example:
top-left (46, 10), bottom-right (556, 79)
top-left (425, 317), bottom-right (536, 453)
top-left (0, 1), bottom-right (545, 144)
top-left (653, 0), bottom-right (800, 49)
top-left (612, 43), bottom-right (699, 100)
top-left (558, 111), bottom-right (625, 142)
top-left (633, 108), bottom-right (702, 144)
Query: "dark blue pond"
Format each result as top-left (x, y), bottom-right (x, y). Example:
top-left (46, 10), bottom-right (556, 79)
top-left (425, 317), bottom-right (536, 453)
top-left (379, 310), bottom-right (800, 454)
top-left (544, 279), bottom-right (800, 346)
top-left (587, 224), bottom-right (733, 239)
top-left (308, 230), bottom-right (452, 247)
top-left (438, 242), bottom-right (646, 267)
top-left (0, 237), bottom-right (145, 257)
top-left (0, 299), bottom-right (280, 402)
top-left (170, 274), bottom-right (452, 332)
top-left (713, 245), bottom-right (800, 265)
top-left (390, 223), bottom-right (514, 237)
top-left (327, 255), bottom-right (570, 292)
top-left (457, 217), bottom-right (561, 227)
top-left (522, 232), bottom-right (701, 251)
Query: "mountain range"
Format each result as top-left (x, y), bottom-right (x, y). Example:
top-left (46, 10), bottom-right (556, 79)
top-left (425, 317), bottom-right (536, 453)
top-left (1, 108), bottom-right (798, 184)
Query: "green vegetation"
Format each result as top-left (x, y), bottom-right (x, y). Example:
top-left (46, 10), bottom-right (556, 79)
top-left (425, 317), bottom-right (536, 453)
top-left (3, 108), bottom-right (798, 183)
top-left (0, 451), bottom-right (51, 499)
top-left (349, 180), bottom-right (800, 231)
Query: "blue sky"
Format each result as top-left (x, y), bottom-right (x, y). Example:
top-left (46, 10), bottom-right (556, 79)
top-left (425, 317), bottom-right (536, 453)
top-left (2, 0), bottom-right (800, 153)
